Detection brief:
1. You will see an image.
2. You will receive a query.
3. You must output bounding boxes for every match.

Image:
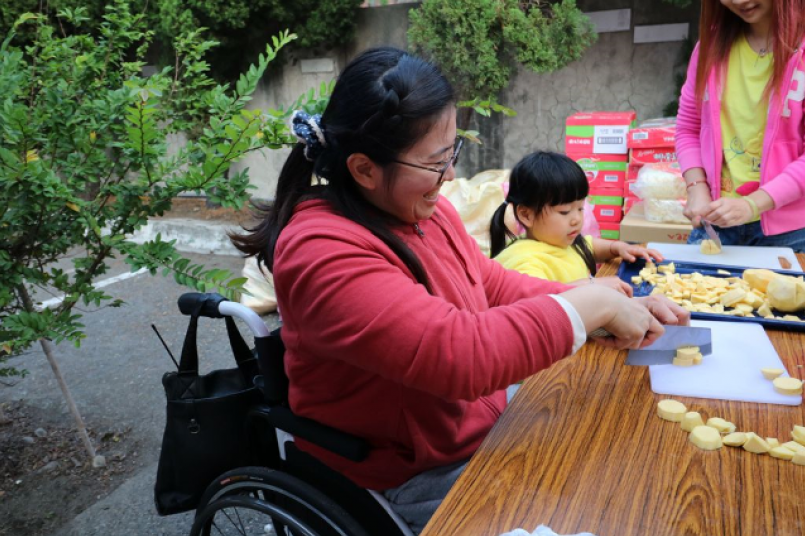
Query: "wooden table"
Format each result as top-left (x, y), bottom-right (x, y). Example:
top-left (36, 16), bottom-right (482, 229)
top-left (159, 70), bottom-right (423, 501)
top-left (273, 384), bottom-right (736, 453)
top-left (421, 257), bottom-right (805, 536)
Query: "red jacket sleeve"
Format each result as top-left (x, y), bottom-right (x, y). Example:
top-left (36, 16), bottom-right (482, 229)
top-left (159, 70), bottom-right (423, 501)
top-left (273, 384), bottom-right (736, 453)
top-left (275, 227), bottom-right (574, 402)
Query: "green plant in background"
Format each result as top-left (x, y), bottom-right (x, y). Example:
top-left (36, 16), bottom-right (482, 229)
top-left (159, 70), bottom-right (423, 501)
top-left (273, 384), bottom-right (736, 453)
top-left (0, 0), bottom-right (362, 83)
top-left (408, 0), bottom-right (596, 127)
top-left (0, 2), bottom-right (331, 459)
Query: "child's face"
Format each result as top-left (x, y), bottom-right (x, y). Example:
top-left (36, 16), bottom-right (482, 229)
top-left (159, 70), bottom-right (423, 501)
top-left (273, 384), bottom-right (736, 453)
top-left (529, 200), bottom-right (585, 248)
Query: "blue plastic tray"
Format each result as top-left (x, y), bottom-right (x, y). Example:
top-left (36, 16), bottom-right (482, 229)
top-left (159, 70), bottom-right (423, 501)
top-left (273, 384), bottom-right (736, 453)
top-left (617, 258), bottom-right (805, 332)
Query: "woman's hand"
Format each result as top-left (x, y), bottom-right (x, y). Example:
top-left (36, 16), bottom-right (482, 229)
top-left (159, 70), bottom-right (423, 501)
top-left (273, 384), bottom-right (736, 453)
top-left (684, 183), bottom-right (713, 228)
top-left (560, 285), bottom-right (667, 350)
top-left (612, 242), bottom-right (664, 263)
top-left (701, 197), bottom-right (754, 228)
top-left (588, 276), bottom-right (634, 297)
top-left (593, 294), bottom-right (690, 350)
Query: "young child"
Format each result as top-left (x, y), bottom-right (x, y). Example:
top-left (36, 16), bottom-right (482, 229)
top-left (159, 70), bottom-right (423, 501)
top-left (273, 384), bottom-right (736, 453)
top-left (489, 151), bottom-right (663, 295)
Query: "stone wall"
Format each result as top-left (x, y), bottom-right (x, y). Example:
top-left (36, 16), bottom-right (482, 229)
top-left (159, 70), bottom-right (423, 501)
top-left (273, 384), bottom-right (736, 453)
top-left (229, 1), bottom-right (699, 200)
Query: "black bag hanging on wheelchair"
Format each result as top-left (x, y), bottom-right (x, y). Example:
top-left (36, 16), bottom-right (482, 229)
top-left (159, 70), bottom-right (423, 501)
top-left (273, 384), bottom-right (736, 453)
top-left (154, 300), bottom-right (262, 516)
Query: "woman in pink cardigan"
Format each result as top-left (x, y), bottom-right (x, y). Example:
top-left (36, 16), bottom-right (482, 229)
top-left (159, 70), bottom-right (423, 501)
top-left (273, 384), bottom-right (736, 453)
top-left (677, 0), bottom-right (805, 251)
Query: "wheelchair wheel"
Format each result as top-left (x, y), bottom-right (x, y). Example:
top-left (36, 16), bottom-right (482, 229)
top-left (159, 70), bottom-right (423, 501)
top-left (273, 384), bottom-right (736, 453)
top-left (192, 467), bottom-right (369, 536)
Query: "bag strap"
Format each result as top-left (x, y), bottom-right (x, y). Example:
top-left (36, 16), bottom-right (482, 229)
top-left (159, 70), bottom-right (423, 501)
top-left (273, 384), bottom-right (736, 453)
top-left (225, 316), bottom-right (259, 380)
top-left (177, 300), bottom-right (204, 375)
top-left (177, 297), bottom-right (259, 381)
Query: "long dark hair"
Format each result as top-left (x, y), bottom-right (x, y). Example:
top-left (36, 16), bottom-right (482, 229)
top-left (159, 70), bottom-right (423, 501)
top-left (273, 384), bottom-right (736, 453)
top-left (489, 151), bottom-right (597, 275)
top-left (230, 47), bottom-right (455, 291)
top-left (696, 0), bottom-right (805, 101)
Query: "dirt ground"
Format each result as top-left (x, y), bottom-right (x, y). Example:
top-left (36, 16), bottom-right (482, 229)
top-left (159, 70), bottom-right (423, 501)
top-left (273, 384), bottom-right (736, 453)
top-left (0, 401), bottom-right (141, 536)
top-left (156, 196), bottom-right (262, 226)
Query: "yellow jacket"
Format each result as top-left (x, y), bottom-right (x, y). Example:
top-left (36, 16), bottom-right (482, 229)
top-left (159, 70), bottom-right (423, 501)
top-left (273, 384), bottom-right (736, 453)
top-left (494, 237), bottom-right (592, 283)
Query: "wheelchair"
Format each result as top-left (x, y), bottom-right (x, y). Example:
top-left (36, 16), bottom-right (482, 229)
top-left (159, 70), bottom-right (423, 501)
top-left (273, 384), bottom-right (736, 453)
top-left (177, 293), bottom-right (414, 536)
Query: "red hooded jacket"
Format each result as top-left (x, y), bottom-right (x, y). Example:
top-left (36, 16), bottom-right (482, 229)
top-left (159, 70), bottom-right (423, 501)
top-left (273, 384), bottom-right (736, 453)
top-left (273, 197), bottom-right (574, 489)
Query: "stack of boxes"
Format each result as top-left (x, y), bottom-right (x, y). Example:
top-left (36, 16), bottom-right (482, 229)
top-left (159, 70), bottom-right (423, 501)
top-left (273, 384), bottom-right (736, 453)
top-left (565, 111), bottom-right (636, 240)
top-left (625, 117), bottom-right (678, 213)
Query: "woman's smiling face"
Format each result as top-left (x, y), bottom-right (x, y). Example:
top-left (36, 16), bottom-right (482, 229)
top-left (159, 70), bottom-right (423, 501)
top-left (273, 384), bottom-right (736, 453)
top-left (378, 107), bottom-right (458, 224)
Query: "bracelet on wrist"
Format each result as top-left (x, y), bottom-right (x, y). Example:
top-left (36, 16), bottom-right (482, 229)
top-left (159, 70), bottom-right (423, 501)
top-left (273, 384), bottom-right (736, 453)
top-left (744, 196), bottom-right (760, 220)
top-left (686, 179), bottom-right (708, 191)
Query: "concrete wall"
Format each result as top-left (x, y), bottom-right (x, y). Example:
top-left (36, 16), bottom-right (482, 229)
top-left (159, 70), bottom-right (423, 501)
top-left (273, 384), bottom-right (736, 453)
top-left (232, 1), bottom-right (699, 200)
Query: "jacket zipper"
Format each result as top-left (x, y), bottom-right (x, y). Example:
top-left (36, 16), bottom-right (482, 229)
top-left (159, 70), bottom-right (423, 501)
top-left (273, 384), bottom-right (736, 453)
top-left (413, 223), bottom-right (424, 237)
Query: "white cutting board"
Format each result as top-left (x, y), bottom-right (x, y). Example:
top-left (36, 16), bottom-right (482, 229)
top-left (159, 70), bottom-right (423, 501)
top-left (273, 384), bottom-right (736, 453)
top-left (649, 320), bottom-right (802, 406)
top-left (646, 243), bottom-right (798, 270)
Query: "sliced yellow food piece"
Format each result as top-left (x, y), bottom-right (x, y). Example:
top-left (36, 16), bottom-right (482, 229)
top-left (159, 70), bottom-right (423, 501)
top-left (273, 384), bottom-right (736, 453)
top-left (717, 269), bottom-right (731, 275)
top-left (742, 432), bottom-right (771, 454)
top-left (700, 239), bottom-right (721, 255)
top-left (761, 368), bottom-right (784, 380)
top-left (631, 276), bottom-right (643, 285)
top-left (693, 353), bottom-right (703, 365)
top-left (681, 412), bottom-right (705, 433)
top-left (676, 346), bottom-right (700, 359)
top-left (792, 426), bottom-right (805, 446)
top-left (706, 417), bottom-right (736, 434)
top-left (770, 447), bottom-right (795, 460)
top-left (658, 262), bottom-right (676, 274)
top-left (793, 451), bottom-right (805, 466)
top-left (767, 437), bottom-right (781, 448)
top-left (720, 288), bottom-right (747, 307)
top-left (673, 357), bottom-right (695, 367)
top-left (657, 399), bottom-right (687, 422)
top-left (783, 440), bottom-right (805, 454)
top-left (690, 426), bottom-right (723, 450)
top-left (773, 377), bottom-right (803, 396)
top-left (734, 303), bottom-right (754, 315)
top-left (723, 432), bottom-right (748, 447)
top-left (782, 314), bottom-right (802, 321)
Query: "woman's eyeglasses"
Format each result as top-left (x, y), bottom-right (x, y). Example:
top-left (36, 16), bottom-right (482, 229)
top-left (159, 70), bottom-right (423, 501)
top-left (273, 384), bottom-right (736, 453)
top-left (390, 137), bottom-right (464, 185)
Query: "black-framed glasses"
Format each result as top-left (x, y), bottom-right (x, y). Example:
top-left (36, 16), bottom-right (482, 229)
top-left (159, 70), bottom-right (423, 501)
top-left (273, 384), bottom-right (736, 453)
top-left (390, 137), bottom-right (463, 185)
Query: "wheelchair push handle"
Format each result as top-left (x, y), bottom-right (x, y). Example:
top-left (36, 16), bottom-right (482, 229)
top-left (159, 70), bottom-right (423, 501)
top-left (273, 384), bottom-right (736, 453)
top-left (178, 293), bottom-right (270, 338)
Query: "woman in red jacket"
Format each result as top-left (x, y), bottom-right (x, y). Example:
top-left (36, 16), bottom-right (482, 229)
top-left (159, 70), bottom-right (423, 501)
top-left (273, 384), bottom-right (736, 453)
top-left (232, 47), bottom-right (687, 534)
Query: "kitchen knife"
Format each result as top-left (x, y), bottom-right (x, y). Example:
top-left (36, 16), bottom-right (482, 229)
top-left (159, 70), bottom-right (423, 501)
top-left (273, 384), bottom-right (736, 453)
top-left (701, 219), bottom-right (723, 250)
top-left (625, 325), bottom-right (713, 366)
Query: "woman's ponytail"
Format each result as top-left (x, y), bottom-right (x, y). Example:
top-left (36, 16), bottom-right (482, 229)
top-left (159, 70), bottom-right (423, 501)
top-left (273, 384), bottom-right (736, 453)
top-left (489, 202), bottom-right (516, 258)
top-left (229, 143), bottom-right (315, 271)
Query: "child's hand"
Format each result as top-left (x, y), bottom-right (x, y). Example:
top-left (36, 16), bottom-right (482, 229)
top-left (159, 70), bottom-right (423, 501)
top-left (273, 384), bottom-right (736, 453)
top-left (614, 243), bottom-right (664, 263)
top-left (590, 276), bottom-right (633, 297)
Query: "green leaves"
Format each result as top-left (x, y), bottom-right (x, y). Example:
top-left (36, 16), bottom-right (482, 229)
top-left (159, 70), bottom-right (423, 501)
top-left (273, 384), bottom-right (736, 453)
top-left (409, 0), bottom-right (596, 113)
top-left (0, 5), bottom-right (305, 377)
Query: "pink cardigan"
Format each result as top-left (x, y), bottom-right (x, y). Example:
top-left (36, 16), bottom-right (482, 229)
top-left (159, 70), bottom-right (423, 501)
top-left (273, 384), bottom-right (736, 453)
top-left (676, 41), bottom-right (805, 235)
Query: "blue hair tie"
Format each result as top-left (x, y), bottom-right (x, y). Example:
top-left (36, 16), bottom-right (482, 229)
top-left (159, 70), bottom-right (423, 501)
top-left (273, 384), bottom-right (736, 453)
top-left (291, 110), bottom-right (327, 162)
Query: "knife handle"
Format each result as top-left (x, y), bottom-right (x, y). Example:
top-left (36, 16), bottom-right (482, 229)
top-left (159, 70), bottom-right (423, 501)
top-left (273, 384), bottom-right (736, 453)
top-left (779, 256), bottom-right (793, 270)
top-left (589, 327), bottom-right (612, 338)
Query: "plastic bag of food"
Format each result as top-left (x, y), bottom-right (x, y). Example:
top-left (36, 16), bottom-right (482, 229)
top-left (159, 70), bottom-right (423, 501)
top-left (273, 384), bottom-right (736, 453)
top-left (644, 198), bottom-right (688, 224)
top-left (631, 162), bottom-right (685, 200)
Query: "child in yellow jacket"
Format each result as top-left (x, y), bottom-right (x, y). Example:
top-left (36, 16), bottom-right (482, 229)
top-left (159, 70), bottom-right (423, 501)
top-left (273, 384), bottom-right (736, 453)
top-left (490, 151), bottom-right (663, 295)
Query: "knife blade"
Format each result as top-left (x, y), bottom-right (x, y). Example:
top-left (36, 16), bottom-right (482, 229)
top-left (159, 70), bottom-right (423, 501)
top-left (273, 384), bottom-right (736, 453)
top-left (701, 219), bottom-right (723, 250)
top-left (625, 325), bottom-right (713, 366)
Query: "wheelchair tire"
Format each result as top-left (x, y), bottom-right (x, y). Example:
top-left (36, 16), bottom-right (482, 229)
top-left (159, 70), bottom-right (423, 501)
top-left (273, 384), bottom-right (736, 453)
top-left (193, 466), bottom-right (370, 536)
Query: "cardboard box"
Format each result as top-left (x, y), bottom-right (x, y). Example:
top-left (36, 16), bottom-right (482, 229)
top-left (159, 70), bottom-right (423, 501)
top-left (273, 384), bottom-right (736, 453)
top-left (568, 153), bottom-right (628, 191)
top-left (629, 147), bottom-right (677, 166)
top-left (628, 117), bottom-right (677, 149)
top-left (589, 193), bottom-right (624, 222)
top-left (565, 111), bottom-right (637, 155)
top-left (620, 204), bottom-right (692, 244)
top-left (623, 196), bottom-right (641, 214)
top-left (598, 221), bottom-right (621, 240)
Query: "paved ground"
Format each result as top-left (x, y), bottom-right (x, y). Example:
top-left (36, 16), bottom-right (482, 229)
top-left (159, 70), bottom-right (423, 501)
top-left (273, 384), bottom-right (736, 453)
top-left (1, 244), bottom-right (280, 536)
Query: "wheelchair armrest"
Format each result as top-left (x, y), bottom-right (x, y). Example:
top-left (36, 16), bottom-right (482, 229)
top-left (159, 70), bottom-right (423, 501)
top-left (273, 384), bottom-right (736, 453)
top-left (248, 404), bottom-right (370, 463)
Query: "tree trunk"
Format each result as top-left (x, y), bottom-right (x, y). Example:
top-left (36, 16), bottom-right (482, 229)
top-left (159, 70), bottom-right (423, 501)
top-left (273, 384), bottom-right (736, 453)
top-left (459, 104), bottom-right (505, 176)
top-left (17, 285), bottom-right (97, 461)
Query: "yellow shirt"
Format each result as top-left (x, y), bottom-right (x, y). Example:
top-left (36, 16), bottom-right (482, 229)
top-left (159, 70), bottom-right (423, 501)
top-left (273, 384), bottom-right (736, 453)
top-left (494, 236), bottom-right (593, 283)
top-left (720, 33), bottom-right (771, 204)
